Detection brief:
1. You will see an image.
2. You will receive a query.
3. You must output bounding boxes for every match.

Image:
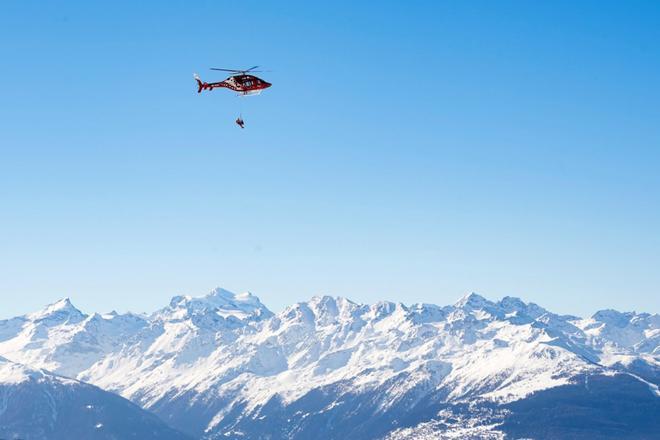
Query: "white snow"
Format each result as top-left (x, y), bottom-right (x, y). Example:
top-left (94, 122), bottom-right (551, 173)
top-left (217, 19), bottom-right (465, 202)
top-left (0, 356), bottom-right (33, 384)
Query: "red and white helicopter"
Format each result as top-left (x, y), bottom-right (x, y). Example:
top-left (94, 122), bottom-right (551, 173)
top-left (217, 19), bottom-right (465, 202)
top-left (194, 66), bottom-right (272, 96)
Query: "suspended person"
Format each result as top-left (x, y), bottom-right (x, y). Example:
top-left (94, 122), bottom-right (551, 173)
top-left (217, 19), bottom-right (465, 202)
top-left (235, 116), bottom-right (245, 129)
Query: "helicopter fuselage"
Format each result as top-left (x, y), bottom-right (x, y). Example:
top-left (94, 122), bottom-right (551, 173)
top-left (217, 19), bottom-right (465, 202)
top-left (196, 74), bottom-right (271, 95)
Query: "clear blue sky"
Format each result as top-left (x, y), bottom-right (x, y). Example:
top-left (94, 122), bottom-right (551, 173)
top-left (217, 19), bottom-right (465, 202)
top-left (1, 0), bottom-right (659, 318)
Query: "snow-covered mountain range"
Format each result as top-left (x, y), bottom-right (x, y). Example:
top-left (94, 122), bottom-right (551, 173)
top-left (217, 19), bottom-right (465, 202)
top-left (0, 288), bottom-right (658, 439)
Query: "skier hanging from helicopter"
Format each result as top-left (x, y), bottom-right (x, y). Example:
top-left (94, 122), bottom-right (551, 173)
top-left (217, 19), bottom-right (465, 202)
top-left (235, 116), bottom-right (245, 129)
top-left (194, 66), bottom-right (272, 128)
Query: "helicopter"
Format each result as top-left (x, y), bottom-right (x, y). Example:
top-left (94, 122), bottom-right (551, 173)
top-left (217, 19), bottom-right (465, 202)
top-left (194, 66), bottom-right (272, 95)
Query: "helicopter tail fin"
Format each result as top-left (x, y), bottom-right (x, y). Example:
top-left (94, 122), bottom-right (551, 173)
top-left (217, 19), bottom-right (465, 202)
top-left (193, 73), bottom-right (204, 93)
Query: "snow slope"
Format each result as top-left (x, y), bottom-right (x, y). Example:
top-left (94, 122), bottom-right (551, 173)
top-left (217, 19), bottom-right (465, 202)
top-left (0, 356), bottom-right (191, 440)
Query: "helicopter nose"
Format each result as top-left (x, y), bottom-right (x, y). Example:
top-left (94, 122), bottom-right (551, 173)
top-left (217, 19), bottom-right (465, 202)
top-left (263, 81), bottom-right (272, 88)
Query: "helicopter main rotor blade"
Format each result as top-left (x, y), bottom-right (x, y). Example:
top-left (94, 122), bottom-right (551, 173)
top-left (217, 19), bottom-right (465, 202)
top-left (209, 66), bottom-right (269, 75)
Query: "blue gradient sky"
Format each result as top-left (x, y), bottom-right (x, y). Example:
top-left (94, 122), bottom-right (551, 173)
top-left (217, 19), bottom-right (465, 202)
top-left (1, 0), bottom-right (659, 317)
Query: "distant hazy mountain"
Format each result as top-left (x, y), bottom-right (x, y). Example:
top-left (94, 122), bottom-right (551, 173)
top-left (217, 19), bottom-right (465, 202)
top-left (0, 356), bottom-right (190, 440)
top-left (0, 288), bottom-right (657, 439)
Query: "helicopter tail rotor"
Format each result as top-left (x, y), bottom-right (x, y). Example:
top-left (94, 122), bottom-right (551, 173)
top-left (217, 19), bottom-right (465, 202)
top-left (193, 73), bottom-right (205, 93)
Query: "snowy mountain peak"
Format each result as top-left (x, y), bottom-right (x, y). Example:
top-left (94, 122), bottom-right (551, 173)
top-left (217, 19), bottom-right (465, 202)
top-left (53, 296), bottom-right (73, 307)
top-left (368, 300), bottom-right (398, 319)
top-left (451, 294), bottom-right (551, 323)
top-left (27, 297), bottom-right (85, 323)
top-left (498, 296), bottom-right (547, 319)
top-left (309, 295), bottom-right (340, 312)
top-left (205, 287), bottom-right (266, 309)
top-left (161, 287), bottom-right (273, 321)
top-left (406, 302), bottom-right (448, 323)
top-left (305, 295), bottom-right (364, 326)
top-left (588, 309), bottom-right (659, 333)
top-left (498, 295), bottom-right (526, 309)
top-left (453, 292), bottom-right (492, 309)
top-left (592, 309), bottom-right (635, 327)
top-left (310, 295), bottom-right (358, 311)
